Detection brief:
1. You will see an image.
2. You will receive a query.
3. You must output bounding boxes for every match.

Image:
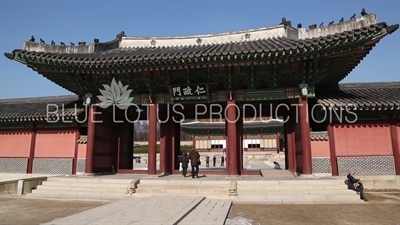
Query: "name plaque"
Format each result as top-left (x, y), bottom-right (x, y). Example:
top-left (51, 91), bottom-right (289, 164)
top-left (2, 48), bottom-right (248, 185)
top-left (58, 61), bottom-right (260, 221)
top-left (170, 84), bottom-right (209, 101)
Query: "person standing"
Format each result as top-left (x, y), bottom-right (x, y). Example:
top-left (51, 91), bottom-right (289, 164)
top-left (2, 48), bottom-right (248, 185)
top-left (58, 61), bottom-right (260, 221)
top-left (180, 152), bottom-right (189, 177)
top-left (213, 156), bottom-right (216, 167)
top-left (221, 155), bottom-right (225, 167)
top-left (189, 148), bottom-right (200, 178)
top-left (205, 156), bottom-right (210, 167)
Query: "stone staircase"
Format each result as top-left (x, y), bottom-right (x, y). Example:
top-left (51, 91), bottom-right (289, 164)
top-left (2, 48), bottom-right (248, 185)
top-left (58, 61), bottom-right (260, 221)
top-left (133, 177), bottom-right (364, 204)
top-left (134, 178), bottom-right (235, 199)
top-left (235, 179), bottom-right (364, 204)
top-left (26, 176), bottom-right (138, 200)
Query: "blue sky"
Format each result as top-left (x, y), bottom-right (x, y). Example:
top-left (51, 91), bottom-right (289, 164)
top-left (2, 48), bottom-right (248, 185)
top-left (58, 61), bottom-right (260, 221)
top-left (0, 0), bottom-right (399, 99)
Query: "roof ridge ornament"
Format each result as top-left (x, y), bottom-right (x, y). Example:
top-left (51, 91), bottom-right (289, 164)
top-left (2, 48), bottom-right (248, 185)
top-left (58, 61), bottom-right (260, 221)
top-left (116, 31), bottom-right (126, 40)
top-left (245, 33), bottom-right (251, 40)
top-left (279, 17), bottom-right (292, 27)
top-left (196, 37), bottom-right (202, 44)
top-left (150, 39), bottom-right (156, 46)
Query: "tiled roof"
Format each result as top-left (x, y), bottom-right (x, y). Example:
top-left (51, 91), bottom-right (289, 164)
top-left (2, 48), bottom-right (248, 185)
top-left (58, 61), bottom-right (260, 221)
top-left (4, 23), bottom-right (397, 68)
top-left (77, 135), bottom-right (87, 144)
top-left (316, 82), bottom-right (400, 111)
top-left (0, 95), bottom-right (84, 123)
top-left (310, 131), bottom-right (329, 141)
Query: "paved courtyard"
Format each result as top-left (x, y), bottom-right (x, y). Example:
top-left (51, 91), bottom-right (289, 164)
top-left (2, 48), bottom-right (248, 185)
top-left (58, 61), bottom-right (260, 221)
top-left (0, 191), bottom-right (399, 225)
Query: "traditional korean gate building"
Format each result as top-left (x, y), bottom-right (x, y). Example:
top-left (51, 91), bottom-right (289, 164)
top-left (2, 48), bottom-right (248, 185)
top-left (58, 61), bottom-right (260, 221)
top-left (1, 13), bottom-right (399, 177)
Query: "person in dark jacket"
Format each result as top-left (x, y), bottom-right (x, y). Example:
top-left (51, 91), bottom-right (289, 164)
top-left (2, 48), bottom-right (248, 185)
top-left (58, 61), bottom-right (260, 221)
top-left (180, 152), bottom-right (189, 177)
top-left (213, 156), bottom-right (216, 167)
top-left (188, 149), bottom-right (200, 178)
top-left (347, 170), bottom-right (367, 201)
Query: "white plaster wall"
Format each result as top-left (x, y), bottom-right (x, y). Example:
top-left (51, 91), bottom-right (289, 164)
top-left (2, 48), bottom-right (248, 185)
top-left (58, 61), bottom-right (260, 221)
top-left (298, 14), bottom-right (377, 39)
top-left (120, 26), bottom-right (287, 48)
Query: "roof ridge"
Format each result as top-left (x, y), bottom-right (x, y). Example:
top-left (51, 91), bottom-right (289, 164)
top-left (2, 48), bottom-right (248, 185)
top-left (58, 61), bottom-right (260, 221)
top-left (0, 94), bottom-right (78, 102)
top-left (338, 81), bottom-right (400, 89)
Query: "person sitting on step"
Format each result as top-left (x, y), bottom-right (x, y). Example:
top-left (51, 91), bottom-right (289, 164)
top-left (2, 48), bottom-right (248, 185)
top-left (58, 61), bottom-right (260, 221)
top-left (273, 161), bottom-right (282, 170)
top-left (347, 170), bottom-right (368, 201)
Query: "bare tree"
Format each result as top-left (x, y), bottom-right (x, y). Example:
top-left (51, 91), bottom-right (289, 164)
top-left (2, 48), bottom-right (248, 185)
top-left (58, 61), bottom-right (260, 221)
top-left (133, 120), bottom-right (192, 141)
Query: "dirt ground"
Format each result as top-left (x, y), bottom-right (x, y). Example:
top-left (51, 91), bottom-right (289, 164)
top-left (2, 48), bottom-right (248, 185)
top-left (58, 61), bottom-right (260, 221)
top-left (228, 193), bottom-right (400, 225)
top-left (0, 195), bottom-right (109, 225)
top-left (0, 192), bottom-right (399, 225)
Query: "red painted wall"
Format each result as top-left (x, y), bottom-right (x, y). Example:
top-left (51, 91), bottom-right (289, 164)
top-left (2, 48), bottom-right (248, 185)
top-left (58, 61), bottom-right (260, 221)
top-left (77, 143), bottom-right (87, 158)
top-left (334, 122), bottom-right (392, 156)
top-left (34, 129), bottom-right (77, 158)
top-left (311, 140), bottom-right (330, 157)
top-left (397, 125), bottom-right (400, 149)
top-left (0, 131), bottom-right (32, 157)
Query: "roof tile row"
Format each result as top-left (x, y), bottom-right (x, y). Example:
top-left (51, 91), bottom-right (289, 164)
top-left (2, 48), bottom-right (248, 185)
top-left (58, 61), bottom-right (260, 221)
top-left (316, 82), bottom-right (400, 111)
top-left (0, 95), bottom-right (84, 123)
top-left (310, 131), bottom-right (329, 141)
top-left (6, 23), bottom-right (395, 66)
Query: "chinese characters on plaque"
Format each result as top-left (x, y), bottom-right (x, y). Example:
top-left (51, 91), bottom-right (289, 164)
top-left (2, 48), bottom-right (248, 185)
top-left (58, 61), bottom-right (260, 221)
top-left (171, 84), bottom-right (208, 100)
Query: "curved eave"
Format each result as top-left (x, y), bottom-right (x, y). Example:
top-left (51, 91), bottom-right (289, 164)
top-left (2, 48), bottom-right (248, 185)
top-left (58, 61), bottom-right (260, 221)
top-left (5, 23), bottom-right (395, 70)
top-left (0, 109), bottom-right (85, 123)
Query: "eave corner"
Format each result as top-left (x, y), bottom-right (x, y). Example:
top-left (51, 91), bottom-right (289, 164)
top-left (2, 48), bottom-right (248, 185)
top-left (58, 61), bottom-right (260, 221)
top-left (387, 24), bottom-right (399, 34)
top-left (4, 52), bottom-right (14, 60)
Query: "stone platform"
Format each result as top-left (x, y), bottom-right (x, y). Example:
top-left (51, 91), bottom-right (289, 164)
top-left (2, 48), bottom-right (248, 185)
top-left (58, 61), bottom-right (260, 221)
top-left (16, 173), bottom-right (400, 204)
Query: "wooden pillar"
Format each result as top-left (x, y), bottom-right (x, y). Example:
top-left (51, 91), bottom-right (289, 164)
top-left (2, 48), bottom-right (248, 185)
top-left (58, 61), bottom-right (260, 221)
top-left (148, 103), bottom-right (157, 175)
top-left (327, 124), bottom-right (338, 176)
top-left (72, 126), bottom-right (80, 175)
top-left (226, 100), bottom-right (239, 175)
top-left (85, 106), bottom-right (96, 174)
top-left (170, 119), bottom-right (176, 172)
top-left (175, 121), bottom-right (181, 170)
top-left (159, 107), bottom-right (170, 174)
top-left (237, 116), bottom-right (243, 173)
top-left (390, 120), bottom-right (400, 175)
top-left (27, 124), bottom-right (37, 174)
top-left (285, 111), bottom-right (296, 172)
top-left (299, 97), bottom-right (312, 174)
top-left (159, 123), bottom-right (166, 173)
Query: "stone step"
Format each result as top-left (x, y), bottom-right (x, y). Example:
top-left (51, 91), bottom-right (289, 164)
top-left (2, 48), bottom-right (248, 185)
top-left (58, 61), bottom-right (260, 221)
top-left (135, 188), bottom-right (228, 195)
top-left (137, 184), bottom-right (230, 189)
top-left (132, 193), bottom-right (236, 200)
top-left (237, 184), bottom-right (347, 190)
top-left (47, 177), bottom-right (134, 184)
top-left (25, 192), bottom-right (126, 200)
top-left (178, 199), bottom-right (232, 225)
top-left (41, 181), bottom-right (131, 188)
top-left (237, 180), bottom-right (348, 185)
top-left (359, 180), bottom-right (399, 188)
top-left (237, 193), bottom-right (360, 200)
top-left (36, 185), bottom-right (127, 192)
top-left (31, 189), bottom-right (127, 197)
top-left (138, 179), bottom-right (231, 185)
top-left (237, 189), bottom-right (359, 195)
top-left (233, 199), bottom-right (365, 204)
